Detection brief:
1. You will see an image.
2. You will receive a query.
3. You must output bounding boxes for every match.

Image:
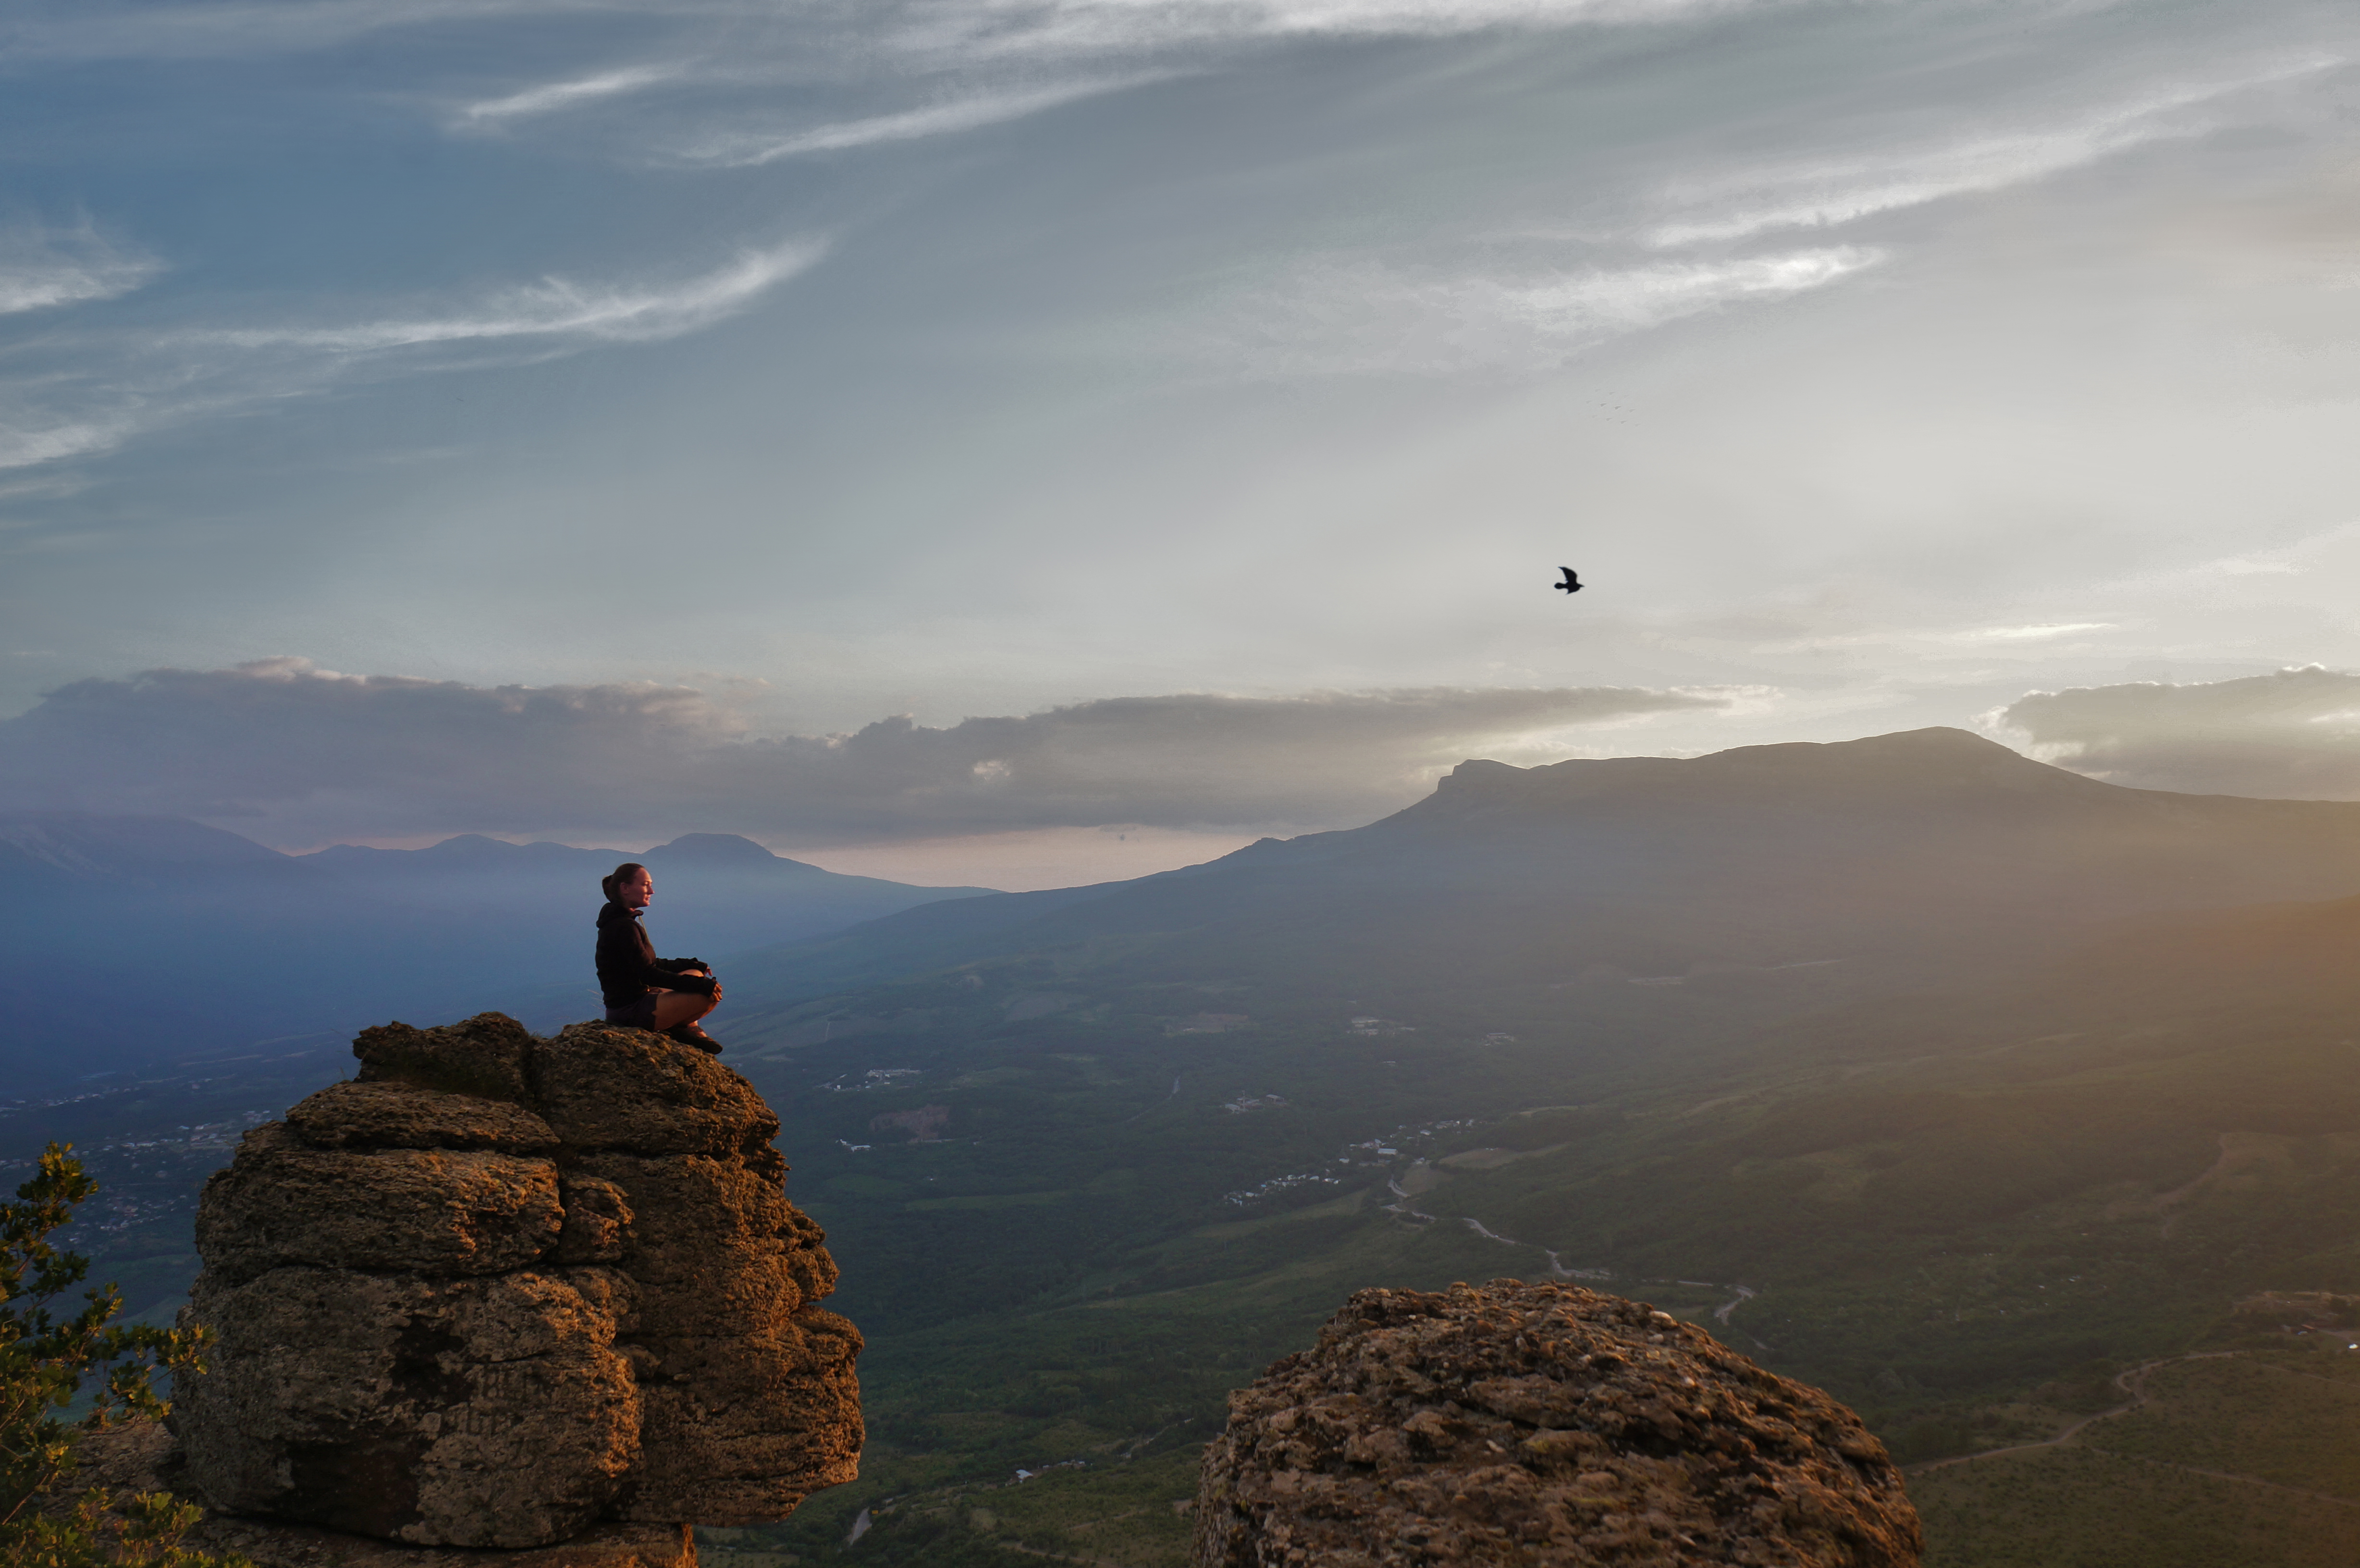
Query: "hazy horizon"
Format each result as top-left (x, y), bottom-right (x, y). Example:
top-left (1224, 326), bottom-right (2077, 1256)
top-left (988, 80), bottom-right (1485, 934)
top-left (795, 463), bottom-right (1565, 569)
top-left (24, 710), bottom-right (2360, 893)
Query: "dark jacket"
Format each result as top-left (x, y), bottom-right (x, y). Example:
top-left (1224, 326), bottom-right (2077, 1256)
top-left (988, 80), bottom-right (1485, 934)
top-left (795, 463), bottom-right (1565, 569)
top-left (595, 901), bottom-right (715, 1009)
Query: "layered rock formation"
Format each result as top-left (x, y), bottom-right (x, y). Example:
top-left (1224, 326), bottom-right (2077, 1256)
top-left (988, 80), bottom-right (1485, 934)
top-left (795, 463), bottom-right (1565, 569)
top-left (63, 1422), bottom-right (697, 1568)
top-left (1194, 1280), bottom-right (1920, 1567)
top-left (173, 1014), bottom-right (861, 1551)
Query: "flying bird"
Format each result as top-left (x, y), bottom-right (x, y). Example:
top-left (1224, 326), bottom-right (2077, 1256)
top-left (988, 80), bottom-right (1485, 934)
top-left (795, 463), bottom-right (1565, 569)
top-left (1554, 568), bottom-right (1583, 595)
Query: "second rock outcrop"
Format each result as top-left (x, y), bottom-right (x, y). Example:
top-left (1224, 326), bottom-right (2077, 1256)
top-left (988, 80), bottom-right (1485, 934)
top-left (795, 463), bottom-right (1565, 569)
top-left (1194, 1279), bottom-right (1920, 1567)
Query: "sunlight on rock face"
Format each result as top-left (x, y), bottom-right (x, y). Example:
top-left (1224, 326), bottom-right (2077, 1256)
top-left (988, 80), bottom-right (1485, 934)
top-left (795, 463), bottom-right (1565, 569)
top-left (172, 1014), bottom-right (862, 1550)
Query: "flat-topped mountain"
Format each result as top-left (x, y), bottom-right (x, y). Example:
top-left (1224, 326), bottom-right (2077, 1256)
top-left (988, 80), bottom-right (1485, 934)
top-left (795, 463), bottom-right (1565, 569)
top-left (1258, 726), bottom-right (2360, 896)
top-left (720, 728), bottom-right (2360, 1013)
top-left (1406, 725), bottom-right (2104, 813)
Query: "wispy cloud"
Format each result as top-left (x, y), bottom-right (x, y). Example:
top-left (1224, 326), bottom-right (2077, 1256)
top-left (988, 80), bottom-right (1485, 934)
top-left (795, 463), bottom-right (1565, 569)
top-left (1188, 246), bottom-right (1878, 377)
top-left (1646, 57), bottom-right (2341, 246)
top-left (0, 471), bottom-right (95, 502)
top-left (882, 0), bottom-right (1768, 63)
top-left (0, 239), bottom-right (824, 472)
top-left (1, 0), bottom-right (601, 62)
top-left (671, 77), bottom-right (1164, 165)
top-left (0, 222), bottom-right (160, 316)
top-left (7, 0), bottom-right (1768, 66)
top-left (456, 64), bottom-right (688, 125)
top-left (1954, 622), bottom-right (2117, 644)
top-left (0, 421), bottom-right (133, 473)
top-left (4, 0), bottom-right (1775, 198)
top-left (185, 239), bottom-right (826, 354)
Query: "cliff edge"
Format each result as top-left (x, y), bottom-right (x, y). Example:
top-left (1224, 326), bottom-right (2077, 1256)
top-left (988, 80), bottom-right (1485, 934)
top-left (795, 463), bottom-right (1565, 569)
top-left (170, 1013), bottom-right (861, 1552)
top-left (1194, 1280), bottom-right (1919, 1567)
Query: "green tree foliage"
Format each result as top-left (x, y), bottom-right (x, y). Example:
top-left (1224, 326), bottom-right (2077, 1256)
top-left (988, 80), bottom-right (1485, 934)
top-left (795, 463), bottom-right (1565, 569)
top-left (1, 1143), bottom-right (250, 1567)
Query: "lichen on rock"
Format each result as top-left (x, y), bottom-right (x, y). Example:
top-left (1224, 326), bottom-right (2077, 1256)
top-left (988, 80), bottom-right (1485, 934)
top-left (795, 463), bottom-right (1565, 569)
top-left (1193, 1279), bottom-right (1921, 1568)
top-left (172, 1014), bottom-right (862, 1552)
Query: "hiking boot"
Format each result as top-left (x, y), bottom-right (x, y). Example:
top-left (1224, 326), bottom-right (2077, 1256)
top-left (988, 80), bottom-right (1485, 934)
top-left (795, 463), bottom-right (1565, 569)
top-left (665, 1023), bottom-right (723, 1054)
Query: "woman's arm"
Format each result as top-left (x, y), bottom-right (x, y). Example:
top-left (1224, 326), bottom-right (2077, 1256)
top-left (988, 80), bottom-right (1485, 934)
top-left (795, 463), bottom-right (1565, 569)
top-left (599, 908), bottom-right (716, 996)
top-left (651, 965), bottom-right (719, 997)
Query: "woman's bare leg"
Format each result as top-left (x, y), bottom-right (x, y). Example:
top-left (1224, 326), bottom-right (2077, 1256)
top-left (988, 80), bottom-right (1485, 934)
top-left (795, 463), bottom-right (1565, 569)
top-left (651, 991), bottom-right (717, 1031)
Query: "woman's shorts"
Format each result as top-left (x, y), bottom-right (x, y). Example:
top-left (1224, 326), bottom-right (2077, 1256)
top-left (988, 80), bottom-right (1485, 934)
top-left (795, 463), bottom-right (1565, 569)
top-left (606, 991), bottom-right (661, 1030)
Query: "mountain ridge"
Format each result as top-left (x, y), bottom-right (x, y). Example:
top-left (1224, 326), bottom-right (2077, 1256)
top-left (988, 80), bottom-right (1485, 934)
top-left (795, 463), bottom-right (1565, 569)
top-left (0, 812), bottom-right (303, 884)
top-left (0, 816), bottom-right (995, 1090)
top-left (714, 726), bottom-right (2360, 1021)
top-left (1, 815), bottom-right (987, 895)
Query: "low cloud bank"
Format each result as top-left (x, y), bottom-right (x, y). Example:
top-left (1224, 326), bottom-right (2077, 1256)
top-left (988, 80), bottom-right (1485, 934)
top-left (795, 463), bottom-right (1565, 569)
top-left (0, 658), bottom-right (1723, 848)
top-left (2000, 666), bottom-right (2360, 798)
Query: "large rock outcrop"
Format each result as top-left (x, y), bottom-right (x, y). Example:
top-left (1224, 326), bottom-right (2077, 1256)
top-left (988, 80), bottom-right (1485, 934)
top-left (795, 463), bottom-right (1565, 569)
top-left (173, 1014), bottom-right (861, 1551)
top-left (1194, 1280), bottom-right (1920, 1567)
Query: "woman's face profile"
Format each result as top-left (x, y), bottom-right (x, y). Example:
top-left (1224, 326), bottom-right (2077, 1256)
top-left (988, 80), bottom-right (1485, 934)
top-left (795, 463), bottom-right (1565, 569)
top-left (620, 869), bottom-right (654, 909)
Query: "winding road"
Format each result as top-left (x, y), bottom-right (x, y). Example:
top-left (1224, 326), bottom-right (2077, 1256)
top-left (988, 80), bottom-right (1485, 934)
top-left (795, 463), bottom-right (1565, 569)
top-left (1911, 1349), bottom-right (2360, 1509)
top-left (1381, 1163), bottom-right (1758, 1324)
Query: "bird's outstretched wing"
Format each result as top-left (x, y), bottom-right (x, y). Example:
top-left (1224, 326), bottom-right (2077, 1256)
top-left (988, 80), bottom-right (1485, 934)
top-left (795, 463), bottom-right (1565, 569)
top-left (1556, 567), bottom-right (1584, 593)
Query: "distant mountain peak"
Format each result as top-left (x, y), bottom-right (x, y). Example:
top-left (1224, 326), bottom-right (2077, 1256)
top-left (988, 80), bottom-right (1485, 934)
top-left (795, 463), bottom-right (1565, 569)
top-left (1426, 727), bottom-right (2089, 812)
top-left (651, 833), bottom-right (783, 863)
top-left (0, 812), bottom-right (289, 880)
top-left (1713, 725), bottom-right (2038, 768)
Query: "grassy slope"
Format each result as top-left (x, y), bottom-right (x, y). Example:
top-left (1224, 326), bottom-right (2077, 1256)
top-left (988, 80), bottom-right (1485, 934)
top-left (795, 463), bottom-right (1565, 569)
top-left (1912, 1344), bottom-right (2360, 1567)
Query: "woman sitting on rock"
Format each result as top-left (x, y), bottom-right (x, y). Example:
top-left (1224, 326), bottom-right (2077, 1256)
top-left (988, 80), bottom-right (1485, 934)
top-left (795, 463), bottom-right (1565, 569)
top-left (596, 862), bottom-right (723, 1053)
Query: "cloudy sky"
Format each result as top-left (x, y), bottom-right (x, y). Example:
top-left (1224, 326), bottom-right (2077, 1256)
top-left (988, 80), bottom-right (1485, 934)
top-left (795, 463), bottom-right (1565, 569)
top-left (5, 0), bottom-right (2360, 885)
